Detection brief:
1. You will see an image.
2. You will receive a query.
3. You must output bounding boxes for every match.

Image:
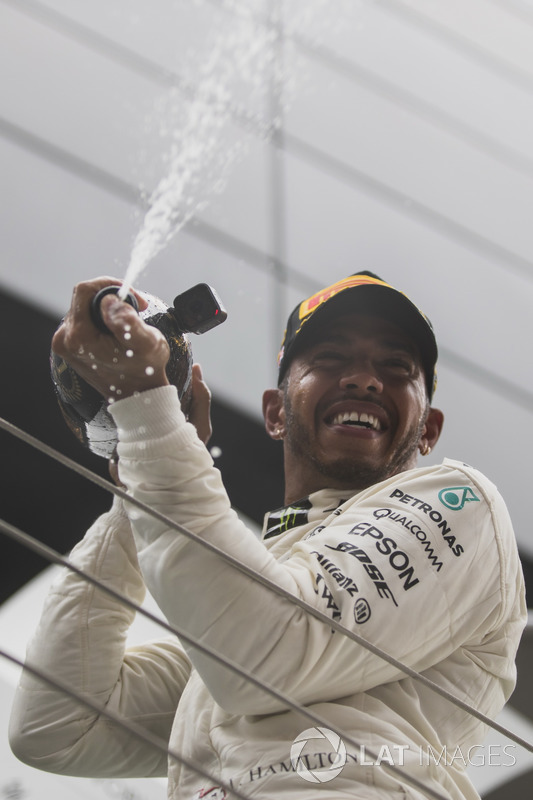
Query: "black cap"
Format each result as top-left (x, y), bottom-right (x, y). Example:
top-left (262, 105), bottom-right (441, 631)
top-left (277, 271), bottom-right (438, 399)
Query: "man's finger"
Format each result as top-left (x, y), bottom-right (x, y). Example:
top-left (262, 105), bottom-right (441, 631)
top-left (189, 363), bottom-right (212, 445)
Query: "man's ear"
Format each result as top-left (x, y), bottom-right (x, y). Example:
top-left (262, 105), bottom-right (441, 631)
top-left (262, 388), bottom-right (286, 440)
top-left (424, 407), bottom-right (444, 450)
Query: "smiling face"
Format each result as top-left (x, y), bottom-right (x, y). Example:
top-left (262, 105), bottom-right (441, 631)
top-left (263, 312), bottom-right (443, 503)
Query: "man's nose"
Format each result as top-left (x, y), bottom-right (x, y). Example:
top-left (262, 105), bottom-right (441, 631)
top-left (339, 363), bottom-right (383, 394)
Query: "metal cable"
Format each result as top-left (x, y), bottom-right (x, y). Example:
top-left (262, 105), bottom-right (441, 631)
top-left (1, 413), bottom-right (532, 758)
top-left (214, 0), bottom-right (533, 179)
top-left (490, 0), bottom-right (533, 27)
top-left (0, 517), bottom-right (451, 800)
top-left (1, 11), bottom-right (532, 781)
top-left (0, 647), bottom-right (252, 800)
top-left (371, 0), bottom-right (533, 96)
top-left (4, 0), bottom-right (533, 184)
top-left (3, 115), bottom-right (530, 417)
top-left (437, 345), bottom-right (533, 416)
top-left (282, 130), bottom-right (533, 285)
top-left (4, 3), bottom-right (533, 290)
top-left (289, 28), bottom-right (533, 182)
top-left (0, 0), bottom-right (270, 140)
top-left (0, 113), bottom-right (315, 296)
top-left (3, 6), bottom-right (533, 292)
top-left (4, 101), bottom-right (533, 298)
top-left (211, 0), bottom-right (533, 96)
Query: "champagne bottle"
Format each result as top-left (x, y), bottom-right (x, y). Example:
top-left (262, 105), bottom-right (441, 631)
top-left (50, 283), bottom-right (226, 458)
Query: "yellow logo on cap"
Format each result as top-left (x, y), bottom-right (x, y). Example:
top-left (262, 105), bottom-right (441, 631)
top-left (298, 275), bottom-right (389, 322)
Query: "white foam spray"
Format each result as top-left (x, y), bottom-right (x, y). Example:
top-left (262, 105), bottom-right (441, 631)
top-left (119, 0), bottom-right (343, 299)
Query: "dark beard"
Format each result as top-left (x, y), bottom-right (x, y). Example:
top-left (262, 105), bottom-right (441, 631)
top-left (283, 394), bottom-right (427, 492)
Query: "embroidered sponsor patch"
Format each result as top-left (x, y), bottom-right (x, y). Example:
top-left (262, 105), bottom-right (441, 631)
top-left (354, 598), bottom-right (371, 624)
top-left (438, 487), bottom-right (479, 511)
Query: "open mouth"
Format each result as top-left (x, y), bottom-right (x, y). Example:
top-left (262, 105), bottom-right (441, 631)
top-left (329, 410), bottom-right (382, 431)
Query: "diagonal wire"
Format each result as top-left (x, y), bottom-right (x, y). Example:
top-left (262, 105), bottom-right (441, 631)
top-left (372, 0), bottom-right (533, 96)
top-left (1, 412), bottom-right (532, 758)
top-left (290, 29), bottom-right (533, 182)
top-left (214, 0), bottom-right (533, 179)
top-left (0, 115), bottom-right (140, 205)
top-left (283, 131), bottom-right (533, 285)
top-left (5, 0), bottom-right (533, 185)
top-left (0, 0), bottom-right (269, 139)
top-left (4, 105), bottom-right (533, 354)
top-left (210, 0), bottom-right (533, 96)
top-left (0, 647), bottom-right (252, 800)
top-left (4, 5), bottom-right (533, 290)
top-left (490, 0), bottom-right (533, 26)
top-left (0, 518), bottom-right (451, 800)
top-left (4, 106), bottom-right (533, 296)
top-left (0, 114), bottom-right (316, 297)
top-left (438, 345), bottom-right (533, 415)
top-left (3, 111), bottom-right (533, 418)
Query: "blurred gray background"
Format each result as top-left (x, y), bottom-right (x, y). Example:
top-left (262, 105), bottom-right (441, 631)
top-left (1, 1), bottom-right (533, 797)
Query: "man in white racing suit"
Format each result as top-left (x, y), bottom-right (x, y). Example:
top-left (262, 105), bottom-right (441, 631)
top-left (9, 272), bottom-right (526, 799)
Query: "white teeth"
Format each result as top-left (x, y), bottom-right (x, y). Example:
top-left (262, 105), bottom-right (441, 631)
top-left (331, 411), bottom-right (381, 430)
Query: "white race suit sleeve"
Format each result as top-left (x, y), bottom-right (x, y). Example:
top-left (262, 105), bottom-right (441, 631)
top-left (105, 387), bottom-right (526, 718)
top-left (9, 497), bottom-right (191, 777)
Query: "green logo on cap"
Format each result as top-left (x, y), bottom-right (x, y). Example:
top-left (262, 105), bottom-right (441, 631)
top-left (438, 487), bottom-right (480, 511)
